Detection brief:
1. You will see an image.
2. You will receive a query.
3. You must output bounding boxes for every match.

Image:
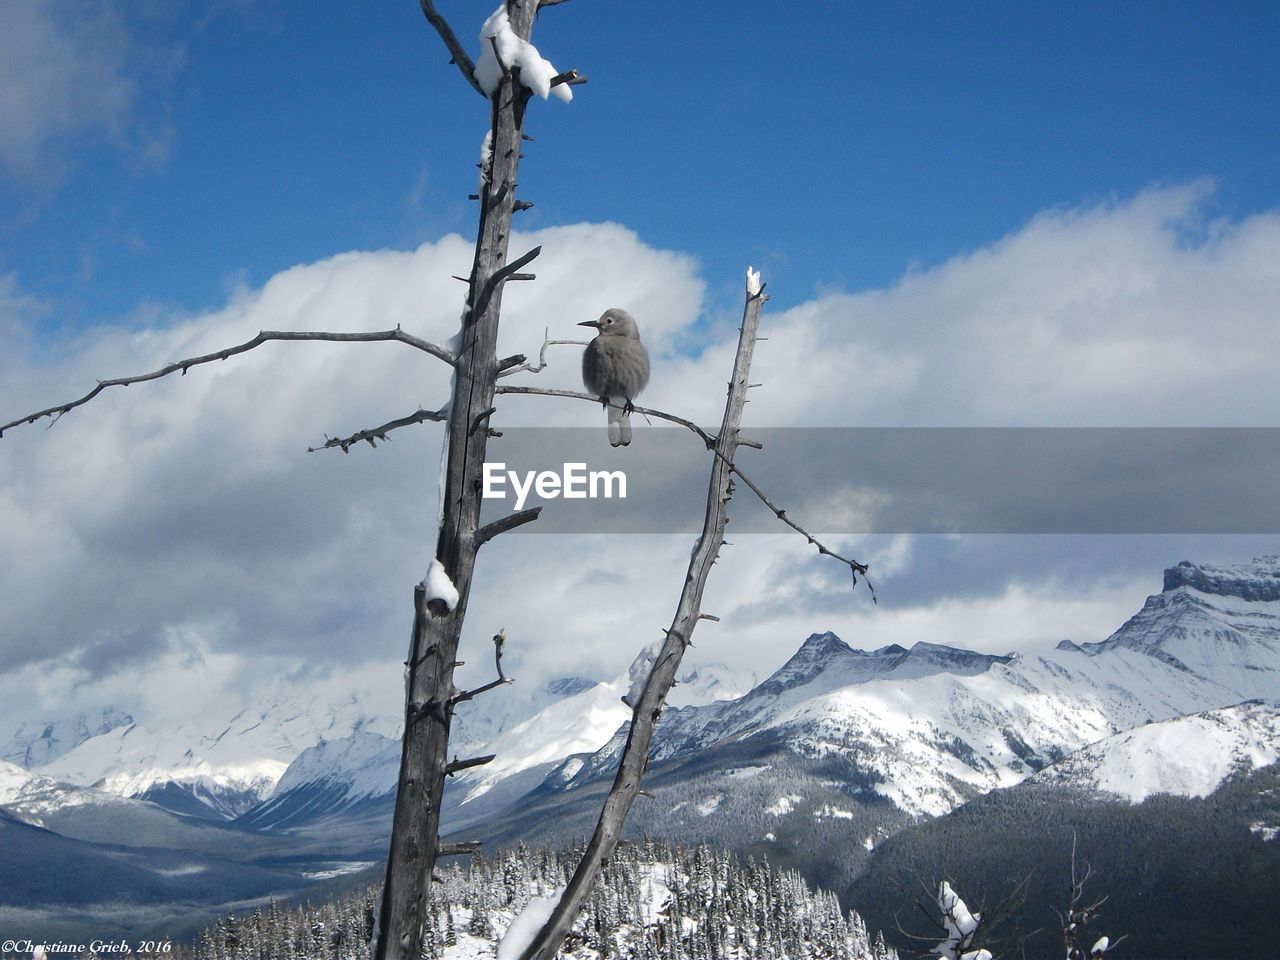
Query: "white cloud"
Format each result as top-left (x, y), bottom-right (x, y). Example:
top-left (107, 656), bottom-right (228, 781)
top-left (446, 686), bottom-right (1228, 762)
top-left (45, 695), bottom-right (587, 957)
top-left (0, 0), bottom-right (175, 182)
top-left (656, 181), bottom-right (1280, 427)
top-left (2, 185), bottom-right (1279, 736)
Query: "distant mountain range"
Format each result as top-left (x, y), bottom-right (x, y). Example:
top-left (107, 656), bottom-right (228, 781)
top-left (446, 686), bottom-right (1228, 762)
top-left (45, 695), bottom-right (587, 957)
top-left (3, 556), bottom-right (1279, 952)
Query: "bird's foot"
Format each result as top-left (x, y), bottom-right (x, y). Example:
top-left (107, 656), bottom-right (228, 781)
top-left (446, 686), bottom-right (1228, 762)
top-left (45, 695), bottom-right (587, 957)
top-left (623, 397), bottom-right (635, 416)
top-left (598, 394), bottom-right (610, 411)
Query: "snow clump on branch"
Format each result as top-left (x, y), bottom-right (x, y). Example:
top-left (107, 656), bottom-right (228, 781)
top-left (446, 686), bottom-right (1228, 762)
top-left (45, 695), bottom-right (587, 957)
top-left (936, 881), bottom-right (989, 960)
top-left (475, 4), bottom-right (573, 102)
top-left (423, 558), bottom-right (460, 613)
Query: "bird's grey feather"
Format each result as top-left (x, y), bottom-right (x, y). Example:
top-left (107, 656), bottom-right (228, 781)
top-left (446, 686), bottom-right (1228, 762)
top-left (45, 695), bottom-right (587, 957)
top-left (581, 308), bottom-right (649, 447)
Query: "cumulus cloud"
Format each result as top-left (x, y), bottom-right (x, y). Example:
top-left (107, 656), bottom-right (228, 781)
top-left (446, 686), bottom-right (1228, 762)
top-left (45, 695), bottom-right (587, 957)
top-left (654, 181), bottom-right (1280, 427)
top-left (2, 186), bottom-right (1279, 735)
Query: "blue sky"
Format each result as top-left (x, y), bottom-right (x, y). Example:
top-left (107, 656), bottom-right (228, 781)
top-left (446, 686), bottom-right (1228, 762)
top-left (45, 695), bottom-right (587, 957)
top-left (2, 0), bottom-right (1280, 733)
top-left (4, 1), bottom-right (1278, 329)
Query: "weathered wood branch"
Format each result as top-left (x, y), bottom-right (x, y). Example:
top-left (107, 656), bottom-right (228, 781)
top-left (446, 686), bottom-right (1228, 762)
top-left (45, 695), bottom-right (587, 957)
top-left (307, 406), bottom-right (448, 453)
top-left (471, 245), bottom-right (542, 325)
top-left (519, 274), bottom-right (766, 960)
top-left (494, 384), bottom-right (870, 594)
top-left (437, 841), bottom-right (482, 857)
top-left (377, 5), bottom-right (540, 951)
top-left (496, 326), bottom-right (590, 377)
top-left (550, 69), bottom-right (588, 88)
top-left (494, 386), bottom-right (716, 444)
top-left (444, 754), bottom-right (496, 775)
top-left (727, 464), bottom-right (875, 598)
top-left (1, 329), bottom-right (454, 438)
top-left (452, 629), bottom-right (514, 705)
top-left (418, 0), bottom-right (485, 97)
top-left (476, 507), bottom-right (543, 546)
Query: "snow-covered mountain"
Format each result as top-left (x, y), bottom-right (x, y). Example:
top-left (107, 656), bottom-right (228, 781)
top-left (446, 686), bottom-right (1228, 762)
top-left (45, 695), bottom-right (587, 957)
top-left (1, 707), bottom-right (133, 768)
top-left (17, 689), bottom-right (397, 820)
top-left (1030, 698), bottom-right (1280, 802)
top-left (0, 757), bottom-right (135, 826)
top-left (240, 660), bottom-right (758, 831)
top-left (548, 557), bottom-right (1280, 818)
top-left (8, 555), bottom-right (1280, 845)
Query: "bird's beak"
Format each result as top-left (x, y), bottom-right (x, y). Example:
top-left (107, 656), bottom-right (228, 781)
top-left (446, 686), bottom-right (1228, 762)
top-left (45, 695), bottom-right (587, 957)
top-left (577, 320), bottom-right (601, 328)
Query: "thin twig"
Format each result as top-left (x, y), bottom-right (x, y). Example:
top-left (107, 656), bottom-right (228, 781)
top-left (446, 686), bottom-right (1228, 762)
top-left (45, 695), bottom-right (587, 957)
top-left (452, 630), bottom-right (513, 705)
top-left (493, 385), bottom-right (716, 445)
top-left (1, 329), bottom-right (455, 438)
top-left (497, 327), bottom-right (590, 377)
top-left (308, 407), bottom-right (448, 454)
top-left (418, 0), bottom-right (485, 97)
top-left (728, 465), bottom-right (876, 600)
top-left (549, 69), bottom-right (588, 88)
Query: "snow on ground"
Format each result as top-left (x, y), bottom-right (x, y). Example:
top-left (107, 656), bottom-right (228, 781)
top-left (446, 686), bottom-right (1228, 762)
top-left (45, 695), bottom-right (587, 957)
top-left (815, 803), bottom-right (855, 820)
top-left (696, 794), bottom-right (722, 816)
top-left (1032, 700), bottom-right (1280, 802)
top-left (1250, 820), bottom-right (1279, 841)
top-left (765, 794), bottom-right (801, 816)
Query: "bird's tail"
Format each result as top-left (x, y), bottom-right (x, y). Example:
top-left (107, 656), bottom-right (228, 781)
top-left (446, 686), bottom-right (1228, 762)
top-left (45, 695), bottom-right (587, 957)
top-left (607, 397), bottom-right (631, 447)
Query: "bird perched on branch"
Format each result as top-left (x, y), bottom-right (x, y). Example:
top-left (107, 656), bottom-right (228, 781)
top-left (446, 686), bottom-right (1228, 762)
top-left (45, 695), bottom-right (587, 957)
top-left (580, 308), bottom-right (650, 447)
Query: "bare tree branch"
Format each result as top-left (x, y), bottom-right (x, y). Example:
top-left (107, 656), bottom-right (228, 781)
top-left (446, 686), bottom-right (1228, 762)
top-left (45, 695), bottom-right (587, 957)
top-left (727, 464), bottom-right (876, 599)
top-left (520, 277), bottom-right (765, 960)
top-left (1, 329), bottom-right (455, 438)
top-left (476, 507), bottom-right (543, 546)
top-left (493, 385), bottom-right (717, 445)
top-left (471, 246), bottom-right (542, 325)
top-left (496, 327), bottom-right (589, 377)
top-left (492, 383), bottom-right (874, 596)
top-left (451, 629), bottom-right (514, 706)
top-left (307, 406), bottom-right (448, 453)
top-left (418, 0), bottom-right (486, 97)
top-left (438, 841), bottom-right (482, 857)
top-left (550, 68), bottom-right (588, 88)
top-left (444, 754), bottom-right (496, 774)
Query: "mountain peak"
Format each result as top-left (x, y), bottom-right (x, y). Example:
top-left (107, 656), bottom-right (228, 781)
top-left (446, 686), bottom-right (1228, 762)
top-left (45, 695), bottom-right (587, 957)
top-left (799, 631), bottom-right (853, 654)
top-left (1163, 557), bottom-right (1280, 602)
top-left (1, 707), bottom-right (134, 769)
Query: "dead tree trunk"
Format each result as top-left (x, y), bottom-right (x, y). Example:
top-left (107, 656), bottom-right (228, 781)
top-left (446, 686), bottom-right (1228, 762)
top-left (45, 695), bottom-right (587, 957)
top-left (519, 275), bottom-right (768, 960)
top-left (374, 4), bottom-right (542, 956)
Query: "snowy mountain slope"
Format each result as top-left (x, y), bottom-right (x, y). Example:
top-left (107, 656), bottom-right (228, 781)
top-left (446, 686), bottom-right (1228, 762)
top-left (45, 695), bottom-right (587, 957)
top-left (33, 688), bottom-right (397, 819)
top-left (554, 558), bottom-right (1280, 818)
top-left (449, 655), bottom-right (756, 807)
top-left (1, 756), bottom-right (150, 825)
top-left (1076, 557), bottom-right (1280, 698)
top-left (235, 731), bottom-right (400, 831)
top-left (239, 659), bottom-right (757, 833)
top-left (1030, 699), bottom-right (1280, 802)
top-left (1, 706), bottom-right (133, 768)
top-left (0, 758), bottom-right (304, 859)
top-left (451, 675), bottom-right (600, 756)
